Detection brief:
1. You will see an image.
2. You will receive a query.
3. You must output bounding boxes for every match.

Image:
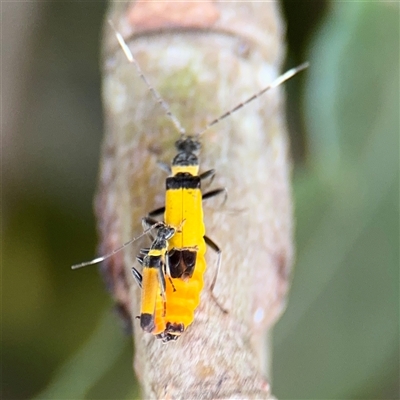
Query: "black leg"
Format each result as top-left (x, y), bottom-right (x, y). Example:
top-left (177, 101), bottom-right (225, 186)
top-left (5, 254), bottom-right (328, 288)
top-left (202, 188), bottom-right (227, 205)
top-left (136, 255), bottom-right (144, 265)
top-left (204, 235), bottom-right (228, 314)
top-left (131, 267), bottom-right (143, 288)
top-left (142, 216), bottom-right (160, 228)
top-left (148, 206), bottom-right (165, 218)
top-left (157, 160), bottom-right (171, 175)
top-left (199, 168), bottom-right (216, 182)
top-left (200, 169), bottom-right (216, 189)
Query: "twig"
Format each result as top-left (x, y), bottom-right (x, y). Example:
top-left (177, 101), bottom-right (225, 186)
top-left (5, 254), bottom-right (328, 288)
top-left (98, 1), bottom-right (293, 398)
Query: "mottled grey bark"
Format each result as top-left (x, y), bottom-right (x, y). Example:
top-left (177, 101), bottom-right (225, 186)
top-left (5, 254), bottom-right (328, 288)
top-left (99, 1), bottom-right (293, 398)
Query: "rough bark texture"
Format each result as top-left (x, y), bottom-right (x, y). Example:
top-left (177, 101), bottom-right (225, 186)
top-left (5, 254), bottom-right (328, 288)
top-left (99, 1), bottom-right (293, 398)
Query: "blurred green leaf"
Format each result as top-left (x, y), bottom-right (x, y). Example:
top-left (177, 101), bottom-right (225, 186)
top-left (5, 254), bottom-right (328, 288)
top-left (304, 2), bottom-right (398, 176)
top-left (35, 312), bottom-right (131, 400)
top-left (274, 2), bottom-right (399, 399)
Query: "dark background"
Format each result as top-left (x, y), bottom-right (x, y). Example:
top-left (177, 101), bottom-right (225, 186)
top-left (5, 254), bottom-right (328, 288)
top-left (3, 2), bottom-right (399, 399)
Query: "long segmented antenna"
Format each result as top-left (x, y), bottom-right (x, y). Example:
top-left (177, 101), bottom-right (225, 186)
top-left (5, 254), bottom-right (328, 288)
top-left (108, 20), bottom-right (186, 137)
top-left (71, 222), bottom-right (164, 270)
top-left (196, 62), bottom-right (309, 137)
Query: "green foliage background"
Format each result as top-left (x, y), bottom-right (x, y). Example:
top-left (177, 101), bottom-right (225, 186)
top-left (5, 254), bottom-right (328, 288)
top-left (3, 2), bottom-right (398, 399)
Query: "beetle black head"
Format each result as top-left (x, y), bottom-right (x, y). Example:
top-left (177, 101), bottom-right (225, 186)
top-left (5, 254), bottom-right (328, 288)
top-left (172, 136), bottom-right (201, 167)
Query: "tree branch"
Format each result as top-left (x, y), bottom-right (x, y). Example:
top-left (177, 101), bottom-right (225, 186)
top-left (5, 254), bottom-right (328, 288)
top-left (98, 1), bottom-right (293, 398)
